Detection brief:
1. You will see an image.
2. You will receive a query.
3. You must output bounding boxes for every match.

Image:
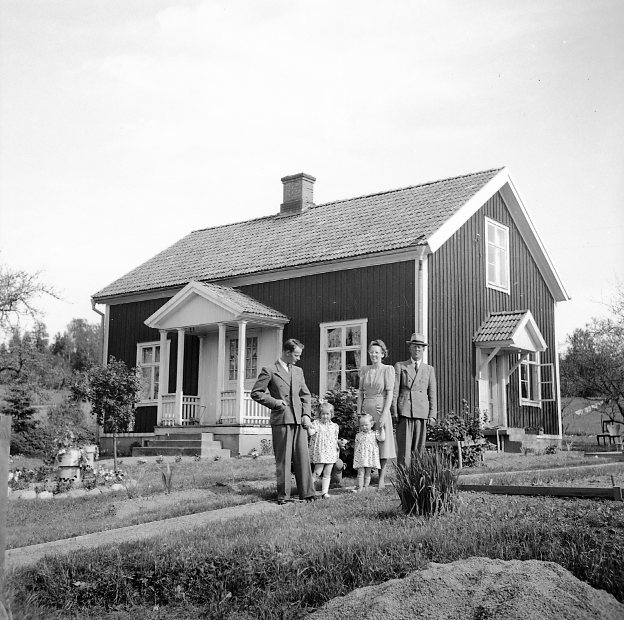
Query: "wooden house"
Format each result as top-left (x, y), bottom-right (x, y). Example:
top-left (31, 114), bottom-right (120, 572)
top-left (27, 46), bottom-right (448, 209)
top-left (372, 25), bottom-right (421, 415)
top-left (92, 168), bottom-right (569, 455)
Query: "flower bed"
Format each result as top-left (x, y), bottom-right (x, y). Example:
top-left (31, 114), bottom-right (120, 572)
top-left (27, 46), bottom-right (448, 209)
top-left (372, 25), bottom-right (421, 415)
top-left (7, 463), bottom-right (130, 500)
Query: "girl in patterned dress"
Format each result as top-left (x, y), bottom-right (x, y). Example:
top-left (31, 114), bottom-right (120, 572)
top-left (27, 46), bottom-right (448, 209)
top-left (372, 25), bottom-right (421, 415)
top-left (307, 402), bottom-right (340, 499)
top-left (352, 413), bottom-right (386, 492)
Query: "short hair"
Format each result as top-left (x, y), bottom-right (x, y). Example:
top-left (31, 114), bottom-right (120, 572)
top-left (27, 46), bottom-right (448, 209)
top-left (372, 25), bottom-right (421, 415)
top-left (359, 413), bottom-right (374, 426)
top-left (318, 402), bottom-right (334, 415)
top-left (368, 339), bottom-right (388, 358)
top-left (283, 338), bottom-right (304, 352)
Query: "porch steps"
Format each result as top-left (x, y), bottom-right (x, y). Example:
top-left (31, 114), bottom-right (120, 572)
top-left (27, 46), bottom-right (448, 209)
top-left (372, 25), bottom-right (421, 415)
top-left (132, 432), bottom-right (230, 459)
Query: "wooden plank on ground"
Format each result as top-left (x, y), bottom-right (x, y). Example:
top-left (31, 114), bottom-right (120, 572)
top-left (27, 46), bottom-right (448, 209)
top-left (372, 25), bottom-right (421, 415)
top-left (584, 452), bottom-right (624, 459)
top-left (460, 483), bottom-right (623, 501)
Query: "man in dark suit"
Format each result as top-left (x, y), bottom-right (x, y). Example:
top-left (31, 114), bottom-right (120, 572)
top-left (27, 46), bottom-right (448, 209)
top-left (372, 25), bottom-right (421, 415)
top-left (251, 338), bottom-right (316, 503)
top-left (392, 332), bottom-right (437, 467)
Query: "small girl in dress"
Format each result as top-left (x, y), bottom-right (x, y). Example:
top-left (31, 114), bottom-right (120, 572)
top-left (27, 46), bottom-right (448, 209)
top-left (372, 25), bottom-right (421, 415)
top-left (352, 413), bottom-right (386, 492)
top-left (307, 402), bottom-right (340, 499)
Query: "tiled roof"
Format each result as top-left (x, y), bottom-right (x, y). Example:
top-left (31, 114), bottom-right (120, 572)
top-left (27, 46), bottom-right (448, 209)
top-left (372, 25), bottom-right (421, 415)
top-left (474, 310), bottom-right (530, 344)
top-left (200, 283), bottom-right (288, 320)
top-left (94, 168), bottom-right (502, 300)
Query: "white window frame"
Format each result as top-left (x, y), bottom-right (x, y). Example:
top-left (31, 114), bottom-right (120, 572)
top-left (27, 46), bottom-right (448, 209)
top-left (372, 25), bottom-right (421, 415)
top-left (519, 352), bottom-right (555, 407)
top-left (136, 341), bottom-right (169, 405)
top-left (485, 217), bottom-right (510, 294)
top-left (319, 319), bottom-right (368, 396)
top-left (226, 333), bottom-right (259, 388)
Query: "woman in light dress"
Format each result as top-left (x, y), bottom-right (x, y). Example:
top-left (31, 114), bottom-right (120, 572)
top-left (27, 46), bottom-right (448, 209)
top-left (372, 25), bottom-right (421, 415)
top-left (356, 339), bottom-right (396, 488)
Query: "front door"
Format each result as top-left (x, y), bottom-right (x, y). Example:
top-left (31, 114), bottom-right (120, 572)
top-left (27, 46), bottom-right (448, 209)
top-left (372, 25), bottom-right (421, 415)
top-left (478, 350), bottom-right (508, 428)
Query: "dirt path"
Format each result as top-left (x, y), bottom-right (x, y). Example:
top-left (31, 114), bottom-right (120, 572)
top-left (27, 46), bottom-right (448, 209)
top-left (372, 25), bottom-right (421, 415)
top-left (5, 500), bottom-right (281, 570)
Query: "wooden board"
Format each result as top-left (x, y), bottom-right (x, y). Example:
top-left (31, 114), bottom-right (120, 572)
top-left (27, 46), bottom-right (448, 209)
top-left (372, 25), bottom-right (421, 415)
top-left (460, 483), bottom-right (623, 501)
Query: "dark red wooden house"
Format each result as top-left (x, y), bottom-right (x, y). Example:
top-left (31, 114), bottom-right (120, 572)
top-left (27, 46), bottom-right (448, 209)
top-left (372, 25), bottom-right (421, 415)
top-left (92, 168), bottom-right (569, 455)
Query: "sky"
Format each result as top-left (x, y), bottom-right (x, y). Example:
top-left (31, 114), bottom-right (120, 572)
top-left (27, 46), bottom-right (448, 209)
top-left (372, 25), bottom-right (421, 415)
top-left (1, 0), bottom-right (623, 348)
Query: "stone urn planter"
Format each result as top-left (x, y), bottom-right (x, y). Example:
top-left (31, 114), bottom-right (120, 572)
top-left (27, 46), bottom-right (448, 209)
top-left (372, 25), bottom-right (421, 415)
top-left (57, 447), bottom-right (82, 481)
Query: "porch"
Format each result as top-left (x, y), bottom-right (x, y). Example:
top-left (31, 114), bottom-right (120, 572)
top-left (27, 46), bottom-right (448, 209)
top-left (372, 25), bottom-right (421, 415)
top-left (144, 281), bottom-right (288, 431)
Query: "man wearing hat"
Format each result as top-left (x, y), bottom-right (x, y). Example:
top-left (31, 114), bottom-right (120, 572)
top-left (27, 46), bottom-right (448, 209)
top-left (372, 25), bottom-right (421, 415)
top-left (392, 332), bottom-right (437, 467)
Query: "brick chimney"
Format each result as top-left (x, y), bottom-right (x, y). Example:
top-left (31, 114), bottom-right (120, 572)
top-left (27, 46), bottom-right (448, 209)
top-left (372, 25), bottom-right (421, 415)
top-left (280, 173), bottom-right (315, 215)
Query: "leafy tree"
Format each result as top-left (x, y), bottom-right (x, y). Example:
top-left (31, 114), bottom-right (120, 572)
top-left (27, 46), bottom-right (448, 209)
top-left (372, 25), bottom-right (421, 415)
top-left (71, 357), bottom-right (141, 471)
top-left (560, 285), bottom-right (624, 422)
top-left (0, 326), bottom-right (66, 388)
top-left (51, 319), bottom-right (102, 372)
top-left (0, 264), bottom-right (58, 334)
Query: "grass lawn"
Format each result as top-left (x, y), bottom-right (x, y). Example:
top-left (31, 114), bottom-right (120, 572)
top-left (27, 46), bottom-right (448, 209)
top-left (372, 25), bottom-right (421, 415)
top-left (7, 456), bottom-right (277, 548)
top-left (4, 451), bottom-right (624, 619)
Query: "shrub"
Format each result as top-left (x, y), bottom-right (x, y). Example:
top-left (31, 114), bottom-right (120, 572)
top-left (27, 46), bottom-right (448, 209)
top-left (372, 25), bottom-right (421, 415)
top-left (427, 400), bottom-right (487, 468)
top-left (47, 399), bottom-right (96, 442)
top-left (393, 449), bottom-right (459, 517)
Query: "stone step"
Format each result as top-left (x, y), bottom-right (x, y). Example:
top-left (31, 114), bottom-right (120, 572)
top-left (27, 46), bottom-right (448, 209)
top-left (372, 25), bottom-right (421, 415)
top-left (153, 432), bottom-right (209, 441)
top-left (132, 446), bottom-right (230, 458)
top-left (146, 437), bottom-right (221, 447)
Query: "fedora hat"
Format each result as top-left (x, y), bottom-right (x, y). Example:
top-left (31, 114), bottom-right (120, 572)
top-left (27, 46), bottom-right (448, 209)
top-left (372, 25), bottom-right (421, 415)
top-left (406, 332), bottom-right (428, 346)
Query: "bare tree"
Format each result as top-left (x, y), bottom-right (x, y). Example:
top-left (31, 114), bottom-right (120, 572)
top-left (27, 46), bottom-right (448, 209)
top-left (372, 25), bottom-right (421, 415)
top-left (0, 264), bottom-right (59, 334)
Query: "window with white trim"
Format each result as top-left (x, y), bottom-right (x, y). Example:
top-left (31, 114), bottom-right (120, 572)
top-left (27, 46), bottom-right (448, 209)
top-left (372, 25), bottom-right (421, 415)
top-left (519, 352), bottom-right (540, 406)
top-left (228, 336), bottom-right (258, 381)
top-left (518, 352), bottom-right (556, 407)
top-left (320, 320), bottom-right (367, 395)
top-left (137, 342), bottom-right (162, 402)
top-left (485, 217), bottom-right (510, 293)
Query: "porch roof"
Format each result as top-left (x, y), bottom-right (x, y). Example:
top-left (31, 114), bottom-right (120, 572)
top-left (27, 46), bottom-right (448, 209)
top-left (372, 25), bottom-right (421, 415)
top-left (473, 309), bottom-right (547, 353)
top-left (144, 281), bottom-right (289, 331)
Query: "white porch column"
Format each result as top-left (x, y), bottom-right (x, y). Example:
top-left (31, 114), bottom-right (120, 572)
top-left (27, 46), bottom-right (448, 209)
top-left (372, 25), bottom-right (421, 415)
top-left (236, 320), bottom-right (247, 425)
top-left (175, 328), bottom-right (185, 426)
top-left (216, 323), bottom-right (226, 423)
top-left (157, 329), bottom-right (168, 425)
top-left (277, 325), bottom-right (284, 355)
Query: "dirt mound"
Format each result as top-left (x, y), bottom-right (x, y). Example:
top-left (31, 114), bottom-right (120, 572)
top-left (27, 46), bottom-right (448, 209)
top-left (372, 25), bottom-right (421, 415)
top-left (309, 557), bottom-right (624, 620)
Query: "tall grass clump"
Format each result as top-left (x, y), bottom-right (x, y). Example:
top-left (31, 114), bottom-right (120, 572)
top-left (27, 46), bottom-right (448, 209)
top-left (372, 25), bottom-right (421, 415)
top-left (393, 449), bottom-right (459, 516)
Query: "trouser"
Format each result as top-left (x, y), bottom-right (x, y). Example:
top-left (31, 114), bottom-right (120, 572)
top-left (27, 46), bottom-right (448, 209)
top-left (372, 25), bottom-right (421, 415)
top-left (396, 417), bottom-right (428, 468)
top-left (272, 424), bottom-right (315, 500)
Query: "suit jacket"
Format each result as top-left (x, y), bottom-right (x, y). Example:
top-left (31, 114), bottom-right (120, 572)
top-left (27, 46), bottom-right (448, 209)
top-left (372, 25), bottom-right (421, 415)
top-left (392, 359), bottom-right (437, 420)
top-left (250, 362), bottom-right (311, 426)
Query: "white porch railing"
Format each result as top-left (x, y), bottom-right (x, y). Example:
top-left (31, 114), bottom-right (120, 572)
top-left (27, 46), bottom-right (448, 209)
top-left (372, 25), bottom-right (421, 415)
top-left (219, 390), bottom-right (270, 426)
top-left (181, 395), bottom-right (202, 425)
top-left (161, 394), bottom-right (176, 426)
top-left (160, 394), bottom-right (202, 426)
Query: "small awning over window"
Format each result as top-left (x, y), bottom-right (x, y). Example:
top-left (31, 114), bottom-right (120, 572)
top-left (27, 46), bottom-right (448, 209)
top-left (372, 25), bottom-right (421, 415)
top-left (474, 309), bottom-right (547, 353)
top-left (144, 281), bottom-right (289, 333)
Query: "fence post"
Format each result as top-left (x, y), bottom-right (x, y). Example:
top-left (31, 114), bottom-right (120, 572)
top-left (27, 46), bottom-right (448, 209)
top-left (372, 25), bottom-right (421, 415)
top-left (0, 415), bottom-right (10, 573)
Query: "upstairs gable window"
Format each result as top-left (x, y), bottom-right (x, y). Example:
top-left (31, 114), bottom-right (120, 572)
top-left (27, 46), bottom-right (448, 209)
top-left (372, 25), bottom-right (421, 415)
top-left (485, 217), bottom-right (510, 293)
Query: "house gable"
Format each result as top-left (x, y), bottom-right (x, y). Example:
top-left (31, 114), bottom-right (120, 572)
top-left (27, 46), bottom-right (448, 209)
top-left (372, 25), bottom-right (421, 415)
top-left (427, 169), bottom-right (568, 303)
top-left (428, 191), bottom-right (560, 433)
